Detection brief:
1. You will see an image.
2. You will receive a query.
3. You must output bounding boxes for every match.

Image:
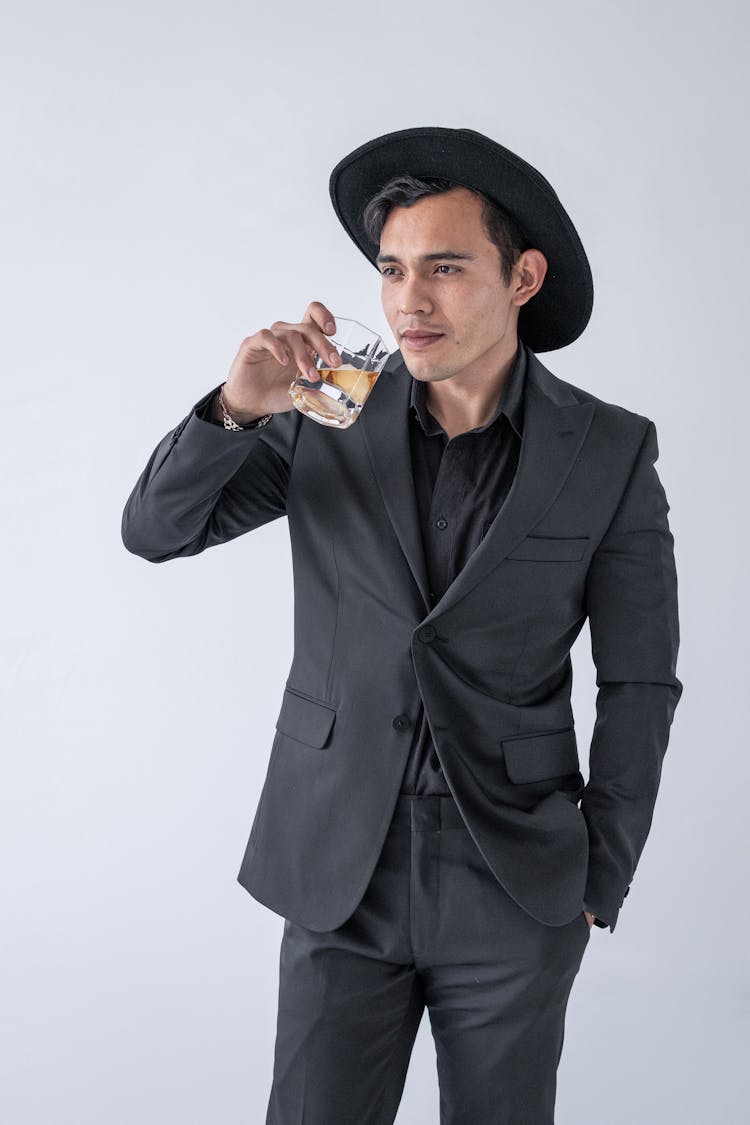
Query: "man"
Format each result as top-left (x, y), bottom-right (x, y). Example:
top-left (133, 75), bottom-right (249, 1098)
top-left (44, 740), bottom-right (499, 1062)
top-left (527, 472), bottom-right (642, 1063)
top-left (122, 126), bottom-right (682, 1124)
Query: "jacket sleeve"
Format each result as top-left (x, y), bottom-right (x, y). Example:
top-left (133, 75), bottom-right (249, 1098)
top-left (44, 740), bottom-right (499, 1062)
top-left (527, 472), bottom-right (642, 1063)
top-left (581, 418), bottom-right (682, 932)
top-left (121, 384), bottom-right (302, 563)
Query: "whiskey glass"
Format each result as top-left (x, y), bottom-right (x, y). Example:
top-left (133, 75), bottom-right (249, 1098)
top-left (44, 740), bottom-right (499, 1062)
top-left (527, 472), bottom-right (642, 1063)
top-left (288, 317), bottom-right (389, 428)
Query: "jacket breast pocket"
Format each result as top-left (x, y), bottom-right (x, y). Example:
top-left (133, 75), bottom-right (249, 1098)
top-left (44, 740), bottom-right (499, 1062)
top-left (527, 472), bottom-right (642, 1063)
top-left (275, 686), bottom-right (337, 749)
top-left (501, 727), bottom-right (580, 783)
top-left (505, 535), bottom-right (589, 561)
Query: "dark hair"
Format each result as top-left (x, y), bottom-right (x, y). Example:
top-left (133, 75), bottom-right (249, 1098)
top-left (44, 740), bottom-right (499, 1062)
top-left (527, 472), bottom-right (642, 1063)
top-left (362, 174), bottom-right (530, 286)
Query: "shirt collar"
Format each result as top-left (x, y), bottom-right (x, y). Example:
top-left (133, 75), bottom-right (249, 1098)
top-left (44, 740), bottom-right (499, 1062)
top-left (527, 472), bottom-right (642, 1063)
top-left (409, 338), bottom-right (527, 440)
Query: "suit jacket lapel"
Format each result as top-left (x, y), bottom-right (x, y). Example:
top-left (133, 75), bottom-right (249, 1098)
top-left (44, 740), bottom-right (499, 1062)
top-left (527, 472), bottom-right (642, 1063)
top-left (359, 351), bottom-right (433, 611)
top-left (359, 347), bottom-right (595, 619)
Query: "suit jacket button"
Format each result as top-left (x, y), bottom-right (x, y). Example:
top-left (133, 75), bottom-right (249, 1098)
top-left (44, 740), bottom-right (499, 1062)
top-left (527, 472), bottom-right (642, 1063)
top-left (393, 714), bottom-right (412, 732)
top-left (419, 625), bottom-right (436, 643)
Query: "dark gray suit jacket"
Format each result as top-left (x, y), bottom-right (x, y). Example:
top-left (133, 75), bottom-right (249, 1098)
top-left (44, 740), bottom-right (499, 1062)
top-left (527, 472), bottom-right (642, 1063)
top-left (122, 347), bottom-right (682, 934)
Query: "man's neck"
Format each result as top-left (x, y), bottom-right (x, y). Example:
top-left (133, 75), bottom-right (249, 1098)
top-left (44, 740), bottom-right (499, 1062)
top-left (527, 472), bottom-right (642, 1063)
top-left (424, 338), bottom-right (520, 438)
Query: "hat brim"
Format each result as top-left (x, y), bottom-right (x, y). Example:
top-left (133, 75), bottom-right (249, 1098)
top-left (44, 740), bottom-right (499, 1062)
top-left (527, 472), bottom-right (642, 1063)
top-left (329, 126), bottom-right (593, 353)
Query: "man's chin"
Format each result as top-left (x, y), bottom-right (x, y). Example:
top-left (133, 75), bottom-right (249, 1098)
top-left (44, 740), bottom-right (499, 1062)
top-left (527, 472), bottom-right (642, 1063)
top-left (403, 362), bottom-right (450, 383)
top-left (399, 350), bottom-right (455, 383)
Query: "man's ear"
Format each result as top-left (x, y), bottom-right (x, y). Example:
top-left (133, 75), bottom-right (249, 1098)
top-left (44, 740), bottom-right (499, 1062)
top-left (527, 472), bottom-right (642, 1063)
top-left (513, 249), bottom-right (548, 307)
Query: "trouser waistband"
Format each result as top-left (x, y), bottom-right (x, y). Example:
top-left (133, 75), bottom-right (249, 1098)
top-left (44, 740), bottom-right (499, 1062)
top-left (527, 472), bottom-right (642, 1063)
top-left (392, 793), bottom-right (467, 831)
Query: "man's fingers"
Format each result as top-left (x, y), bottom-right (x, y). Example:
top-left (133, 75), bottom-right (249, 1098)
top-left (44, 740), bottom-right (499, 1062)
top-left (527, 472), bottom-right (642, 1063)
top-left (271, 316), bottom-right (341, 370)
top-left (304, 302), bottom-right (336, 339)
top-left (265, 329), bottom-right (312, 380)
top-left (304, 306), bottom-right (341, 364)
top-left (294, 339), bottom-right (321, 381)
top-left (253, 328), bottom-right (290, 367)
top-left (306, 326), bottom-right (341, 368)
top-left (258, 308), bottom-right (340, 379)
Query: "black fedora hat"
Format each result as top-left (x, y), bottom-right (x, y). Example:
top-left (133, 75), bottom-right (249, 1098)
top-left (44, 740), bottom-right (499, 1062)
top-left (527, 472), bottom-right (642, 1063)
top-left (329, 126), bottom-right (593, 353)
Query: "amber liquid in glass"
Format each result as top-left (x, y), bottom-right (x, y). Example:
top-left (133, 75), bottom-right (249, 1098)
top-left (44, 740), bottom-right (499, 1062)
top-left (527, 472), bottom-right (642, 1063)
top-left (289, 365), bottom-right (381, 428)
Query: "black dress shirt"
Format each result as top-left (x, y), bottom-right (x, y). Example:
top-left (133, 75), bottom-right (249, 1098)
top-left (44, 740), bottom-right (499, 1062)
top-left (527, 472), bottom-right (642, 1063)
top-left (399, 341), bottom-right (527, 795)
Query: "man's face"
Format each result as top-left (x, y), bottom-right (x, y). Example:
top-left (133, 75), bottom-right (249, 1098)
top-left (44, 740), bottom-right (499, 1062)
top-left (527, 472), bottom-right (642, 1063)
top-left (377, 187), bottom-right (523, 385)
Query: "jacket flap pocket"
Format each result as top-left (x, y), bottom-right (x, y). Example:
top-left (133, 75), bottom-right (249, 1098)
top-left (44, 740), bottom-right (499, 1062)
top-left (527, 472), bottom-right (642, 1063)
top-left (502, 727), bottom-right (579, 783)
top-left (275, 687), bottom-right (336, 749)
top-left (507, 536), bottom-right (589, 561)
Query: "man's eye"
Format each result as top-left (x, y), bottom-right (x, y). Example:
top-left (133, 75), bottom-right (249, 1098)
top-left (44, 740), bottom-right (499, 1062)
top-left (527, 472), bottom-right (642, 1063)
top-left (380, 265), bottom-right (459, 276)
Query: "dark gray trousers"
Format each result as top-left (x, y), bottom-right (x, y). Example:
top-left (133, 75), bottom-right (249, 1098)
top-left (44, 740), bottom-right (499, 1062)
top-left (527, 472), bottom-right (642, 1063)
top-left (265, 794), bottom-right (591, 1124)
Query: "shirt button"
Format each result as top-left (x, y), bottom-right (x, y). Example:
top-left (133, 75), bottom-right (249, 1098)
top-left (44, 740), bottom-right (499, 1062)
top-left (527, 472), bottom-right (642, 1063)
top-left (419, 625), bottom-right (436, 643)
top-left (392, 714), bottom-right (412, 732)
top-left (436, 517), bottom-right (448, 529)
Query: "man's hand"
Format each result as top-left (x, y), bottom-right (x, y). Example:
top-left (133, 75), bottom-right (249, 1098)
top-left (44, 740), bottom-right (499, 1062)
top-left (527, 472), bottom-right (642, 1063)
top-left (584, 910), bottom-right (596, 929)
top-left (222, 301), bottom-right (341, 420)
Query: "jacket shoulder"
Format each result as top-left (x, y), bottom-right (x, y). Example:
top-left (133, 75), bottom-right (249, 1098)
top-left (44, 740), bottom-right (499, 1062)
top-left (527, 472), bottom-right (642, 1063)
top-left (530, 353), bottom-right (653, 448)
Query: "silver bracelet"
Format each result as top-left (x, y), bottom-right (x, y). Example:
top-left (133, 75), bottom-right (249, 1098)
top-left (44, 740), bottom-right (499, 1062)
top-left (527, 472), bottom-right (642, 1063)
top-left (219, 384), bottom-right (272, 430)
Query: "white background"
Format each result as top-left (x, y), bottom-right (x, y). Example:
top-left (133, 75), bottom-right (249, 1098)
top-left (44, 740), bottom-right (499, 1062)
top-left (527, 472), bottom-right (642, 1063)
top-left (2, 1), bottom-right (747, 1121)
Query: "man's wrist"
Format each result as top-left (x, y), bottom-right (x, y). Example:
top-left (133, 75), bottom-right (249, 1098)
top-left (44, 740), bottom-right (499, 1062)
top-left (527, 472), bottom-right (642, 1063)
top-left (211, 392), bottom-right (224, 424)
top-left (212, 386), bottom-right (268, 427)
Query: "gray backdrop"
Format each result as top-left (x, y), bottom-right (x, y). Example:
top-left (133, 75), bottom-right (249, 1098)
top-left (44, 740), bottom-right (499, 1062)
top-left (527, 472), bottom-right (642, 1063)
top-left (2, 1), bottom-right (747, 1122)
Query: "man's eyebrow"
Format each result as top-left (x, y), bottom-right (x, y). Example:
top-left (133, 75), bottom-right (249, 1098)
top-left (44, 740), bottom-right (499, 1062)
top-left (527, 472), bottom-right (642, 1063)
top-left (375, 250), bottom-right (477, 265)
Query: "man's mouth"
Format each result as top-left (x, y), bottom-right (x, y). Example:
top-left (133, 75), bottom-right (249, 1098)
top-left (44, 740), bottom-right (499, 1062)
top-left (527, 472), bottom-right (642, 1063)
top-left (401, 331), bottom-right (445, 350)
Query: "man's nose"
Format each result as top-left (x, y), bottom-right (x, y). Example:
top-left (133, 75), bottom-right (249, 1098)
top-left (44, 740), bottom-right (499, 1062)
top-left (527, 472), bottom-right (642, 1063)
top-left (398, 275), bottom-right (433, 316)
